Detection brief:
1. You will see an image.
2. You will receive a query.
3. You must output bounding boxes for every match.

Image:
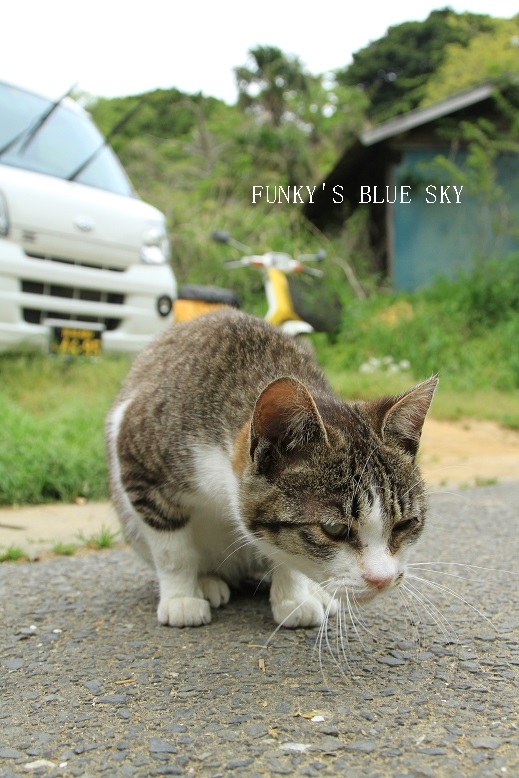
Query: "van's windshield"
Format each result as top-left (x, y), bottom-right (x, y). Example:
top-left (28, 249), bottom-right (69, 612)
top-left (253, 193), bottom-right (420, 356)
top-left (0, 82), bottom-right (134, 197)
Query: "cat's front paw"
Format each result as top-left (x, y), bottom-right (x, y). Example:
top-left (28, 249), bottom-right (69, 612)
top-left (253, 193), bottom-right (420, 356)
top-left (271, 596), bottom-right (327, 628)
top-left (199, 575), bottom-right (230, 608)
top-left (157, 596), bottom-right (211, 627)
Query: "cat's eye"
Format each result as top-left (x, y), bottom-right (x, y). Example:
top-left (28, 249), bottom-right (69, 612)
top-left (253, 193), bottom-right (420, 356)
top-left (320, 522), bottom-right (353, 541)
top-left (393, 517), bottom-right (419, 533)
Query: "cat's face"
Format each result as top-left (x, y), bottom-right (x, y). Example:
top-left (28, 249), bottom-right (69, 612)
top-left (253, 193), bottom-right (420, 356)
top-left (239, 375), bottom-right (436, 605)
top-left (241, 426), bottom-right (426, 604)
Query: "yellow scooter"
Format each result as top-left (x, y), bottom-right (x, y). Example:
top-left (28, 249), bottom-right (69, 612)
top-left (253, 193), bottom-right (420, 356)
top-left (173, 231), bottom-right (340, 342)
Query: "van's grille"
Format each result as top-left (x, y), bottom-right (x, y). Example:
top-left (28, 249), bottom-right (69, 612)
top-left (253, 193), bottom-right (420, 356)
top-left (21, 280), bottom-right (124, 331)
top-left (25, 251), bottom-right (125, 273)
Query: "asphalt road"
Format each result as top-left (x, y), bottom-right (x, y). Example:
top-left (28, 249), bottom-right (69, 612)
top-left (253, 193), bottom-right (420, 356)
top-left (1, 483), bottom-right (518, 778)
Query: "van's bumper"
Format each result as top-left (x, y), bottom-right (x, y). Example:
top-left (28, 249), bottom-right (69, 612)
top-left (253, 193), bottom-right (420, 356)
top-left (0, 239), bottom-right (177, 355)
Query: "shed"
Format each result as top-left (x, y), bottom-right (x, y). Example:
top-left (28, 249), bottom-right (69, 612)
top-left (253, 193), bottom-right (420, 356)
top-left (303, 83), bottom-right (519, 290)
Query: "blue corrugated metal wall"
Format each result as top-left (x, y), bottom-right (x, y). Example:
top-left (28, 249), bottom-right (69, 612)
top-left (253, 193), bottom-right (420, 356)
top-left (392, 148), bottom-right (519, 290)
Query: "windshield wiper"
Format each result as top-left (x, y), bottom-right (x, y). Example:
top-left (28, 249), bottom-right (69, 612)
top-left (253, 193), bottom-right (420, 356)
top-left (0, 83), bottom-right (77, 158)
top-left (67, 97), bottom-right (146, 181)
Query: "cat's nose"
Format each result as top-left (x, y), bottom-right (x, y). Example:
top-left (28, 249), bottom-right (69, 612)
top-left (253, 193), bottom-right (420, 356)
top-left (362, 573), bottom-right (393, 590)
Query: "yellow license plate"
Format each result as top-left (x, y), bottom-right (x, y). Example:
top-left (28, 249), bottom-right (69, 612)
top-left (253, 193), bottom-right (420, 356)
top-left (46, 320), bottom-right (104, 357)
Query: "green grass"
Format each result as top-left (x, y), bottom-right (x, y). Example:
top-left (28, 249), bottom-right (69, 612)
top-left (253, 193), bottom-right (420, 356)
top-left (0, 545), bottom-right (29, 562)
top-left (1, 259), bottom-right (518, 507)
top-left (314, 258), bottom-right (519, 429)
top-left (77, 525), bottom-right (121, 549)
top-left (324, 369), bottom-right (519, 428)
top-left (0, 354), bottom-right (131, 506)
top-left (52, 541), bottom-right (77, 556)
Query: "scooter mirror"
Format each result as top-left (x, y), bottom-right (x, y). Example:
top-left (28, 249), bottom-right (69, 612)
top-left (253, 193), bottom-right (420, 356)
top-left (211, 230), bottom-right (231, 244)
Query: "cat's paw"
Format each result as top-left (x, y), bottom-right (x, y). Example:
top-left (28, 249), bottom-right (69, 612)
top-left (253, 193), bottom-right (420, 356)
top-left (199, 575), bottom-right (230, 608)
top-left (271, 596), bottom-right (327, 628)
top-left (157, 596), bottom-right (211, 627)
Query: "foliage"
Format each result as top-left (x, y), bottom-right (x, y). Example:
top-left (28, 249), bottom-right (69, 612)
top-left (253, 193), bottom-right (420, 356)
top-left (87, 70), bottom-right (368, 308)
top-left (0, 355), bottom-right (131, 505)
top-left (235, 45), bottom-right (309, 127)
top-left (77, 526), bottom-right (121, 549)
top-left (52, 542), bottom-right (77, 556)
top-left (422, 16), bottom-right (519, 105)
top-left (84, 29), bottom-right (519, 308)
top-left (425, 253), bottom-right (519, 331)
top-left (412, 102), bottom-right (519, 252)
top-left (87, 88), bottom-right (223, 155)
top-left (0, 546), bottom-right (28, 562)
top-left (3, 33), bottom-right (516, 506)
top-left (336, 9), bottom-right (495, 122)
top-left (318, 254), bottom-right (519, 398)
top-left (2, 253), bottom-right (519, 505)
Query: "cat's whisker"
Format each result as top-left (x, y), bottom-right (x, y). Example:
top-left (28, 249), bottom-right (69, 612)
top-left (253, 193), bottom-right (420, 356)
top-left (265, 586), bottom-right (333, 647)
top-left (315, 617), bottom-right (328, 682)
top-left (348, 592), bottom-right (379, 640)
top-left (221, 535), bottom-right (250, 552)
top-left (253, 563), bottom-right (283, 596)
top-left (316, 611), bottom-right (346, 687)
top-left (425, 486), bottom-right (468, 499)
top-left (406, 574), bottom-right (495, 631)
top-left (400, 584), bottom-right (441, 652)
top-left (401, 581), bottom-right (459, 646)
top-left (335, 598), bottom-right (346, 664)
top-left (345, 591), bottom-right (368, 650)
top-left (316, 589), bottom-right (353, 682)
top-left (323, 590), bottom-right (344, 671)
top-left (408, 566), bottom-right (488, 584)
top-left (337, 597), bottom-right (356, 671)
top-left (397, 586), bottom-right (427, 651)
top-left (215, 538), bottom-right (256, 571)
top-left (409, 561), bottom-right (519, 576)
top-left (401, 581), bottom-right (455, 643)
top-left (396, 587), bottom-right (425, 651)
top-left (404, 473), bottom-right (427, 499)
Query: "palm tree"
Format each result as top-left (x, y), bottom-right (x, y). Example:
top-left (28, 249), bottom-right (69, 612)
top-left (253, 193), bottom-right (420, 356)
top-left (235, 45), bottom-right (308, 127)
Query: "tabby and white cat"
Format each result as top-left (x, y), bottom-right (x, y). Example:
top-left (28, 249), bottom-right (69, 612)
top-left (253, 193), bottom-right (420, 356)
top-left (106, 308), bottom-right (437, 629)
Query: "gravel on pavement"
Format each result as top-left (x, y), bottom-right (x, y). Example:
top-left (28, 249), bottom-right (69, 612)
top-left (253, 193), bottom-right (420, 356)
top-left (1, 483), bottom-right (518, 777)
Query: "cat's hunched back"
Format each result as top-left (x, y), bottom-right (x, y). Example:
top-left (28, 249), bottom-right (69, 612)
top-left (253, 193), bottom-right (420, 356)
top-left (106, 308), bottom-right (437, 629)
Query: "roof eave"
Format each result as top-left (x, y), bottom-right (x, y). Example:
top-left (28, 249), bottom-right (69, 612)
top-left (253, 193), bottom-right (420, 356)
top-left (360, 82), bottom-right (495, 147)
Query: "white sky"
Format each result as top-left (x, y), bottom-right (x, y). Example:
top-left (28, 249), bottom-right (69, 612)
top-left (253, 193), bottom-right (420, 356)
top-left (2, 1), bottom-right (518, 103)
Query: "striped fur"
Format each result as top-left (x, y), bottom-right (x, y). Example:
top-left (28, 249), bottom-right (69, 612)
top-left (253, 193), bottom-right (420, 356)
top-left (106, 308), bottom-right (437, 628)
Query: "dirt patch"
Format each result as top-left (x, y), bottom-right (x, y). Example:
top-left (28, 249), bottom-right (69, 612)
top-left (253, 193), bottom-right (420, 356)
top-left (0, 419), bottom-right (517, 559)
top-left (420, 418), bottom-right (519, 488)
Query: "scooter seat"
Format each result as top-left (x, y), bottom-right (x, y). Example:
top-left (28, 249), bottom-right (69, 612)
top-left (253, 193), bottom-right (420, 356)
top-left (177, 284), bottom-right (241, 308)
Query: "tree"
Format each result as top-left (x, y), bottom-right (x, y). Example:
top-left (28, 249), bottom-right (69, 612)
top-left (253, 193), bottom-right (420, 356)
top-left (235, 45), bottom-right (309, 126)
top-left (284, 73), bottom-right (368, 155)
top-left (88, 88), bottom-right (221, 156)
top-left (336, 9), bottom-right (494, 123)
top-left (422, 16), bottom-right (519, 105)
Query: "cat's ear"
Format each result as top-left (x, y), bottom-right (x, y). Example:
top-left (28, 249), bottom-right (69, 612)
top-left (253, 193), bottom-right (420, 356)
top-left (250, 377), bottom-right (327, 475)
top-left (376, 374), bottom-right (438, 458)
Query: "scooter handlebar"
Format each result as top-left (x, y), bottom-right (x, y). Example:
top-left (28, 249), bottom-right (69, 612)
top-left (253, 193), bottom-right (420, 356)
top-left (297, 249), bottom-right (326, 262)
top-left (223, 258), bottom-right (252, 268)
top-left (301, 265), bottom-right (324, 278)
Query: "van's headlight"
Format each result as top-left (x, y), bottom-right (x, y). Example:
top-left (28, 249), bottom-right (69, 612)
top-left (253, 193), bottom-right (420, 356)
top-left (141, 224), bottom-right (170, 265)
top-left (0, 191), bottom-right (9, 236)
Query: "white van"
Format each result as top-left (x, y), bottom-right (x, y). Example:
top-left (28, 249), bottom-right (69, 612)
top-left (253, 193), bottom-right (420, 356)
top-left (0, 81), bottom-right (177, 356)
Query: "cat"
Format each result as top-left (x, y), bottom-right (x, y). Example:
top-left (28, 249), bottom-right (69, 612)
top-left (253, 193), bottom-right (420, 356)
top-left (106, 308), bottom-right (438, 629)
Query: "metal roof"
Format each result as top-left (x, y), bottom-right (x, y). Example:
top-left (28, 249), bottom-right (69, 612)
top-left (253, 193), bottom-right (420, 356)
top-left (360, 82), bottom-right (495, 147)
